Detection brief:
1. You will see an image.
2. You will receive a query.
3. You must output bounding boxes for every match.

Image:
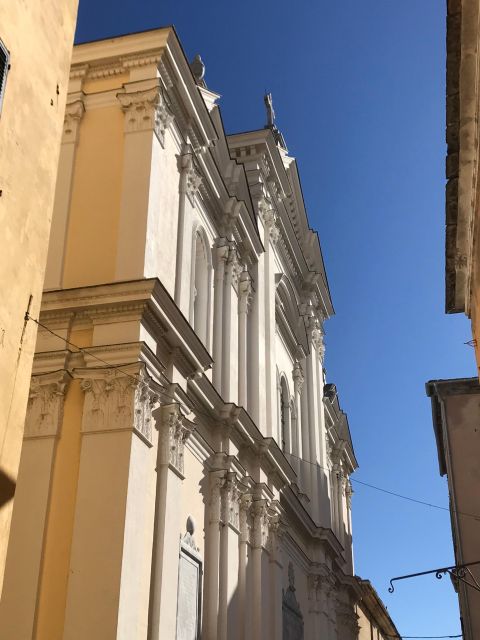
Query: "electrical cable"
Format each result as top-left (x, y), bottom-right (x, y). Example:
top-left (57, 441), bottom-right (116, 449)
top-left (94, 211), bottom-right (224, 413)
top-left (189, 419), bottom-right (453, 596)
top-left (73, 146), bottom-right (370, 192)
top-left (26, 312), bottom-right (480, 523)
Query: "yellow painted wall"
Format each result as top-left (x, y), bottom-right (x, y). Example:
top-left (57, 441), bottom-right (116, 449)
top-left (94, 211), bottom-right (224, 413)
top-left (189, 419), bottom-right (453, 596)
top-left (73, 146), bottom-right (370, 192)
top-left (0, 0), bottom-right (79, 593)
top-left (63, 103), bottom-right (125, 288)
top-left (34, 378), bottom-right (84, 640)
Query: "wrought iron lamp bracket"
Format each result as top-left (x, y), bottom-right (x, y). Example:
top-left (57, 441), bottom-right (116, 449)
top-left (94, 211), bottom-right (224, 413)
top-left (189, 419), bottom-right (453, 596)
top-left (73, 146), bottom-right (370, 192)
top-left (388, 560), bottom-right (480, 593)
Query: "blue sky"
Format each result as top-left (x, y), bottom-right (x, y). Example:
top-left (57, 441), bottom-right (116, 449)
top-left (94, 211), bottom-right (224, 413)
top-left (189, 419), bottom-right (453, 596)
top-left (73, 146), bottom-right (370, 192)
top-left (76, 1), bottom-right (476, 636)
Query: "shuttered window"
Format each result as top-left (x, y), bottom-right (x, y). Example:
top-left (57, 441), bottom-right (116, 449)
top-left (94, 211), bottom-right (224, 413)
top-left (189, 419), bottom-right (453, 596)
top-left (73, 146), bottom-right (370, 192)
top-left (0, 39), bottom-right (10, 115)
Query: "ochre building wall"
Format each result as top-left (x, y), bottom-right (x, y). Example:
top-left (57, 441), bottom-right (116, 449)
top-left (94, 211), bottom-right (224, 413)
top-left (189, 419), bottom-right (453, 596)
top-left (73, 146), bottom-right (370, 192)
top-left (0, 0), bottom-right (78, 593)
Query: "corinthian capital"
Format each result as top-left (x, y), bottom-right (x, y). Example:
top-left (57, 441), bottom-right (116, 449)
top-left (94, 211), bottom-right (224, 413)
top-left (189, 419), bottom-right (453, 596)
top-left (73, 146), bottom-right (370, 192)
top-left (292, 361), bottom-right (305, 393)
top-left (117, 86), bottom-right (173, 146)
top-left (24, 370), bottom-right (71, 439)
top-left (78, 367), bottom-right (159, 445)
top-left (157, 403), bottom-right (195, 475)
top-left (238, 270), bottom-right (253, 313)
top-left (63, 100), bottom-right (85, 143)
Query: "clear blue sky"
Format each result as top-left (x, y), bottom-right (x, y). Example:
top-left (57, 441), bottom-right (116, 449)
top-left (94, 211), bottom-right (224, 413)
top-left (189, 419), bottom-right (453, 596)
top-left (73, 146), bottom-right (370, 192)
top-left (76, 1), bottom-right (476, 636)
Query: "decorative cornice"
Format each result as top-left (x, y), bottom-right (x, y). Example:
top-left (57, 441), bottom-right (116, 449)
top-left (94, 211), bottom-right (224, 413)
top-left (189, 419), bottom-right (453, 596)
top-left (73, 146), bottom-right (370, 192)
top-left (117, 86), bottom-right (173, 147)
top-left (24, 371), bottom-right (72, 439)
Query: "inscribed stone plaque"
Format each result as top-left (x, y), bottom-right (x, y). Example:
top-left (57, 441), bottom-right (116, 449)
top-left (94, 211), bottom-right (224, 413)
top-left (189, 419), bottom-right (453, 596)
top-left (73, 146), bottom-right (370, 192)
top-left (176, 543), bottom-right (202, 640)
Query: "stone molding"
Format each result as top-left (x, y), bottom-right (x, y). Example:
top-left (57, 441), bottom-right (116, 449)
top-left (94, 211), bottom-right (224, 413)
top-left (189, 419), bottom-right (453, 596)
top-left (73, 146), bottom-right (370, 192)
top-left (117, 86), bottom-right (173, 146)
top-left (63, 100), bottom-right (85, 144)
top-left (78, 367), bottom-right (159, 445)
top-left (157, 403), bottom-right (195, 475)
top-left (24, 371), bottom-right (72, 439)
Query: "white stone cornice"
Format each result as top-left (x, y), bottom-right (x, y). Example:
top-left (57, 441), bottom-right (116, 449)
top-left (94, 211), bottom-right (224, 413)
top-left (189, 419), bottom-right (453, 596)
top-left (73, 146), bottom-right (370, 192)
top-left (78, 366), bottom-right (159, 445)
top-left (24, 371), bottom-right (72, 439)
top-left (156, 403), bottom-right (195, 475)
top-left (117, 86), bottom-right (173, 146)
top-left (63, 100), bottom-right (85, 144)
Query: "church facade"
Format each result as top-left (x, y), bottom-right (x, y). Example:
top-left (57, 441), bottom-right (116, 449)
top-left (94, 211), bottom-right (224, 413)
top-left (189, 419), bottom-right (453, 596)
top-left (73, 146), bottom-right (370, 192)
top-left (0, 27), bottom-right (363, 640)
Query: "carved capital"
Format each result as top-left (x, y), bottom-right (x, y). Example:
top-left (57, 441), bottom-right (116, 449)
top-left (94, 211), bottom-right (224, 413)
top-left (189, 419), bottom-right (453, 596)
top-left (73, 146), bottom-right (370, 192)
top-left (311, 327), bottom-right (325, 361)
top-left (179, 149), bottom-right (203, 204)
top-left (209, 469), bottom-right (227, 524)
top-left (63, 100), bottom-right (85, 143)
top-left (79, 367), bottom-right (159, 445)
top-left (292, 361), bottom-right (305, 394)
top-left (251, 499), bottom-right (270, 549)
top-left (24, 371), bottom-right (71, 439)
top-left (221, 472), bottom-right (244, 530)
top-left (239, 493), bottom-right (253, 543)
top-left (259, 198), bottom-right (280, 245)
top-left (238, 270), bottom-right (253, 313)
top-left (117, 86), bottom-right (173, 146)
top-left (157, 403), bottom-right (194, 475)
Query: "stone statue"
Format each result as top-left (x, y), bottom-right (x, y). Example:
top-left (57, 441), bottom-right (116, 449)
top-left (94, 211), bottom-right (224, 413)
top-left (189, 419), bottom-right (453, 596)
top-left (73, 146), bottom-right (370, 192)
top-left (264, 92), bottom-right (275, 127)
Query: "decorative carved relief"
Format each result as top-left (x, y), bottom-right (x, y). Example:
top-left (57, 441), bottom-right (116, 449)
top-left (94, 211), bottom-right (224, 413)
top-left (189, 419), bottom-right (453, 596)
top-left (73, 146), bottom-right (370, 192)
top-left (345, 479), bottom-right (353, 508)
top-left (259, 197), bottom-right (280, 245)
top-left (209, 469), bottom-right (226, 524)
top-left (181, 515), bottom-right (200, 553)
top-left (251, 499), bottom-right (270, 549)
top-left (63, 100), bottom-right (85, 144)
top-left (179, 148), bottom-right (202, 205)
top-left (239, 493), bottom-right (253, 544)
top-left (292, 361), bottom-right (305, 394)
top-left (24, 371), bottom-right (71, 439)
top-left (238, 270), bottom-right (253, 314)
top-left (221, 472), bottom-right (242, 530)
top-left (117, 87), bottom-right (173, 146)
top-left (311, 327), bottom-right (325, 361)
top-left (158, 403), bottom-right (195, 475)
top-left (80, 368), bottom-right (158, 445)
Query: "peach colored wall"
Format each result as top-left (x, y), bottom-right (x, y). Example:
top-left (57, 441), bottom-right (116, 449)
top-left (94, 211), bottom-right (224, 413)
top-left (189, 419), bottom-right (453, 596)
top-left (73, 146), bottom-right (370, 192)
top-left (0, 0), bottom-right (78, 593)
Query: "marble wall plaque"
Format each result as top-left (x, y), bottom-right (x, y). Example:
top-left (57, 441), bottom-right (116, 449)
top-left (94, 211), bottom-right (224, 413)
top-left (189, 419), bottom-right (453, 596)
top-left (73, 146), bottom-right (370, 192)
top-left (176, 547), bottom-right (202, 640)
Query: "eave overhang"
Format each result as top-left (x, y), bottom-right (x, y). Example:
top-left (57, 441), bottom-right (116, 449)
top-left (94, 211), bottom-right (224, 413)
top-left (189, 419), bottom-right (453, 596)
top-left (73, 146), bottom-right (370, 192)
top-left (445, 0), bottom-right (480, 315)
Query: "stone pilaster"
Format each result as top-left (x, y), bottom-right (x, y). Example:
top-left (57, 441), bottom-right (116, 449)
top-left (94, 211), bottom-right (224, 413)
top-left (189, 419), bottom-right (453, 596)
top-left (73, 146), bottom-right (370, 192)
top-left (238, 270), bottom-right (252, 408)
top-left (149, 403), bottom-right (194, 640)
top-left (202, 469), bottom-right (226, 640)
top-left (212, 239), bottom-right (229, 392)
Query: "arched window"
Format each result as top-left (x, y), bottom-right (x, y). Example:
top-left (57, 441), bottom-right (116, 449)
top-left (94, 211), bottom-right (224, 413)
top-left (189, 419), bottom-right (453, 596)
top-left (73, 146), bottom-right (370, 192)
top-left (191, 229), bottom-right (211, 346)
top-left (279, 376), bottom-right (291, 453)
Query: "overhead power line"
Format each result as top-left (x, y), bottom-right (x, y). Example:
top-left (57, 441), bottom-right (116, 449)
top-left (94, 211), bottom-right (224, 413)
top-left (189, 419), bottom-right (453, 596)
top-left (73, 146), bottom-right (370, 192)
top-left (25, 313), bottom-right (480, 523)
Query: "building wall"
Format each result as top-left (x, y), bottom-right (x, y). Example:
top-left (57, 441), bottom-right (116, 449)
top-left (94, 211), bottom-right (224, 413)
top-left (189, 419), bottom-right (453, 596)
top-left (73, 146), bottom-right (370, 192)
top-left (0, 28), bottom-right (363, 640)
top-left (0, 0), bottom-right (78, 594)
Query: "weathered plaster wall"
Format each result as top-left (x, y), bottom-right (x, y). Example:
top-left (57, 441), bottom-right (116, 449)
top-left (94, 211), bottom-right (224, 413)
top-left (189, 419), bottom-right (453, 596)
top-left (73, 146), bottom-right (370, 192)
top-left (0, 0), bottom-right (78, 593)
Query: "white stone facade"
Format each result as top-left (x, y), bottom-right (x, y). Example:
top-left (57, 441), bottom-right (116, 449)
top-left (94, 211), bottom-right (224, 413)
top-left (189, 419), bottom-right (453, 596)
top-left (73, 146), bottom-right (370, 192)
top-left (0, 29), bottom-right (361, 640)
